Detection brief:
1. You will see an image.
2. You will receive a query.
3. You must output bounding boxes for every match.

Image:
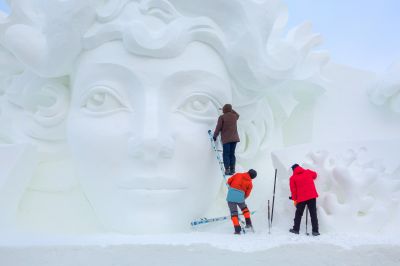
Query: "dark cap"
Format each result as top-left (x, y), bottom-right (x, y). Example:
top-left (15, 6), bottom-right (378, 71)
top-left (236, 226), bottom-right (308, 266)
top-left (248, 169), bottom-right (257, 179)
top-left (222, 104), bottom-right (232, 113)
top-left (291, 164), bottom-right (299, 171)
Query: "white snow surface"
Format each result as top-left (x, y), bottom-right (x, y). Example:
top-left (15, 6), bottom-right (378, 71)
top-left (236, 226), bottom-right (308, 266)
top-left (1, 230), bottom-right (399, 251)
top-left (1, 228), bottom-right (399, 265)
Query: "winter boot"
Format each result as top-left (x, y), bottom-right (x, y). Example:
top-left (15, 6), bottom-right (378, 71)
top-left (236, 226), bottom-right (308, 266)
top-left (234, 226), bottom-right (241, 235)
top-left (245, 218), bottom-right (254, 232)
top-left (229, 165), bottom-right (236, 175)
top-left (289, 229), bottom-right (299, 234)
top-left (225, 166), bottom-right (231, 176)
top-left (245, 218), bottom-right (252, 228)
top-left (312, 231), bottom-right (320, 236)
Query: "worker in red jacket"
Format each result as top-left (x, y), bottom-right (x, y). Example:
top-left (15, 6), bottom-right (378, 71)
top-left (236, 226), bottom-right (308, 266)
top-left (289, 164), bottom-right (320, 236)
top-left (226, 169), bottom-right (257, 234)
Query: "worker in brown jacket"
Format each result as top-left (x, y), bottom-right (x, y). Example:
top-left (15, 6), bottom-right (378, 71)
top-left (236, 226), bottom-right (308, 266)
top-left (213, 104), bottom-right (240, 175)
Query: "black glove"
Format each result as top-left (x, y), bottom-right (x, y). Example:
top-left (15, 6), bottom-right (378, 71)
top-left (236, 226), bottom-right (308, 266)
top-left (288, 196), bottom-right (292, 200)
top-left (213, 136), bottom-right (217, 141)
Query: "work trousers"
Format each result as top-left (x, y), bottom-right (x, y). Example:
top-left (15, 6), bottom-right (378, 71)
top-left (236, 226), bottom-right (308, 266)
top-left (293, 198), bottom-right (319, 233)
top-left (222, 142), bottom-right (237, 168)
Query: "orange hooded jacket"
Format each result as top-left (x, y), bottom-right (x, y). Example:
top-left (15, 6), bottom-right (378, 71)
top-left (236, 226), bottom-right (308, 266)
top-left (227, 172), bottom-right (253, 199)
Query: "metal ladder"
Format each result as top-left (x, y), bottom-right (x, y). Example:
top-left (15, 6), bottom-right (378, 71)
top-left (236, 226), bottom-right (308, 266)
top-left (207, 130), bottom-right (250, 233)
top-left (207, 130), bottom-right (228, 185)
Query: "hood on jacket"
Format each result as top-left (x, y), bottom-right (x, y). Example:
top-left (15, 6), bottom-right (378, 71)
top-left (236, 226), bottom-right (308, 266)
top-left (293, 166), bottom-right (305, 175)
top-left (222, 104), bottom-right (232, 113)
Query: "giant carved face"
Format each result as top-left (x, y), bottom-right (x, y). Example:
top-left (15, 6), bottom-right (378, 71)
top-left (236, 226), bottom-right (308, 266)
top-left (0, 0), bottom-right (327, 234)
top-left (67, 41), bottom-right (231, 233)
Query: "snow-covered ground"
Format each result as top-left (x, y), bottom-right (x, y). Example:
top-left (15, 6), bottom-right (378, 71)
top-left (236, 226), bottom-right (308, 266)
top-left (1, 228), bottom-right (399, 266)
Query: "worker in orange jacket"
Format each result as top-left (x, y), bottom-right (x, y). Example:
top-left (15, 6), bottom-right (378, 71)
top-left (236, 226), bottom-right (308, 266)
top-left (226, 169), bottom-right (257, 234)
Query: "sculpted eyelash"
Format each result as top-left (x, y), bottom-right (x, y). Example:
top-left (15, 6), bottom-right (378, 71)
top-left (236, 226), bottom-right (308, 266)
top-left (80, 85), bottom-right (129, 108)
top-left (174, 92), bottom-right (222, 111)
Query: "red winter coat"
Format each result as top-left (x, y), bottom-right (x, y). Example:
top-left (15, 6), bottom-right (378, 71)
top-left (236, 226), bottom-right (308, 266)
top-left (227, 172), bottom-right (253, 199)
top-left (289, 166), bottom-right (318, 203)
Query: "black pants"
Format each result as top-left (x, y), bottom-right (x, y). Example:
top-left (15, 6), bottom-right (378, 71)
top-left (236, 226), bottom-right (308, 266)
top-left (222, 142), bottom-right (237, 168)
top-left (293, 198), bottom-right (319, 232)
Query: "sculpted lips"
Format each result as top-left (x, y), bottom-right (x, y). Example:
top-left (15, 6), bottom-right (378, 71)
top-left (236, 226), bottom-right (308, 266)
top-left (116, 176), bottom-right (187, 190)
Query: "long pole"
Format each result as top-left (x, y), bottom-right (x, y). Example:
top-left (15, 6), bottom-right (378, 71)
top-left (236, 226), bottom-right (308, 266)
top-left (270, 169), bottom-right (277, 226)
top-left (305, 206), bottom-right (309, 235)
top-left (268, 200), bottom-right (271, 234)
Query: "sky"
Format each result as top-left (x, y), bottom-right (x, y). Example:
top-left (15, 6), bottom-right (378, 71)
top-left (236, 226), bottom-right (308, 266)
top-left (0, 0), bottom-right (8, 13)
top-left (284, 0), bottom-right (400, 73)
top-left (0, 0), bottom-right (399, 73)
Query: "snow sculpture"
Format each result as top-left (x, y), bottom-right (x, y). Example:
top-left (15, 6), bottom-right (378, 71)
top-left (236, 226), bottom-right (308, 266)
top-left (0, 0), bottom-right (327, 233)
top-left (272, 140), bottom-right (400, 233)
top-left (369, 60), bottom-right (400, 113)
top-left (307, 147), bottom-right (400, 233)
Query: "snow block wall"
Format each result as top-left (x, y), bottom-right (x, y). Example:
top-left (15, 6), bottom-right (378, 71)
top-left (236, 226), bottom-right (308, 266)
top-left (0, 144), bottom-right (36, 230)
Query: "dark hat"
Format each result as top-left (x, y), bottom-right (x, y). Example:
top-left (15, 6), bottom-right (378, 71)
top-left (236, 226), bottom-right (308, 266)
top-left (248, 169), bottom-right (257, 179)
top-left (222, 104), bottom-right (232, 113)
top-left (291, 164), bottom-right (299, 171)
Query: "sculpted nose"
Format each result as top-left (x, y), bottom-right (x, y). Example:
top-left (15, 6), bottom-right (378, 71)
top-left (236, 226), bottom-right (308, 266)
top-left (128, 89), bottom-right (174, 160)
top-left (128, 136), bottom-right (175, 161)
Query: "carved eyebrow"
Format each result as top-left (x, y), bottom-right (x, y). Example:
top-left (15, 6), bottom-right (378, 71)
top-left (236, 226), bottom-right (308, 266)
top-left (72, 63), bottom-right (139, 101)
top-left (162, 70), bottom-right (231, 102)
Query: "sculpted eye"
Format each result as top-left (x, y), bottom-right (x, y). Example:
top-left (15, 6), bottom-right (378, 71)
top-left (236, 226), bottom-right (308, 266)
top-left (176, 93), bottom-right (220, 121)
top-left (82, 86), bottom-right (129, 114)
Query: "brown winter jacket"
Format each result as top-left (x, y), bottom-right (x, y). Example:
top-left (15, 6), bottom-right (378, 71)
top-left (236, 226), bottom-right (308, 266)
top-left (213, 104), bottom-right (240, 144)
